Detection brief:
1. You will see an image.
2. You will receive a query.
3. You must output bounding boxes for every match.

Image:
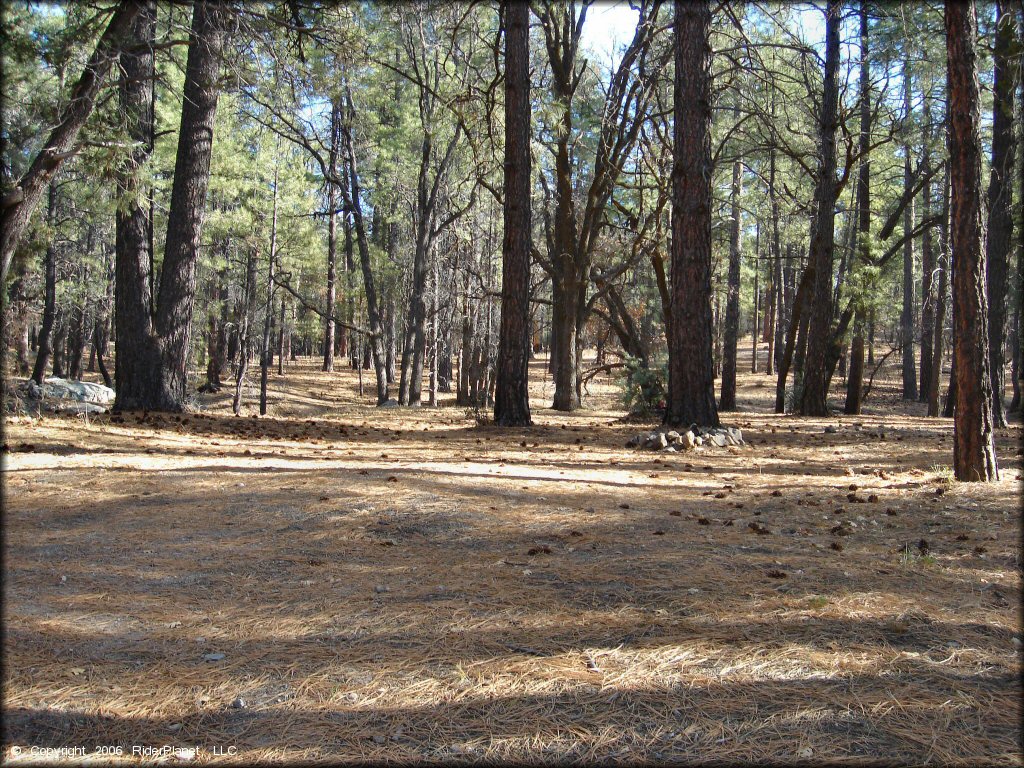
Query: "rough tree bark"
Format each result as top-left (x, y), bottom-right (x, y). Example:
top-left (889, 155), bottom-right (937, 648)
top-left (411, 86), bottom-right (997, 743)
top-left (151, 0), bottom-right (228, 411)
top-left (901, 57), bottom-right (918, 400)
top-left (232, 248), bottom-right (257, 416)
top-left (776, 247), bottom-right (813, 413)
top-left (493, 0), bottom-right (532, 427)
top-left (919, 98), bottom-right (936, 404)
top-left (845, 1), bottom-right (870, 415)
top-left (946, 0), bottom-right (999, 481)
top-left (113, 0), bottom-right (158, 410)
top-left (30, 184), bottom-right (59, 385)
top-left (1012, 68), bottom-right (1024, 413)
top-left (770, 150), bottom-right (785, 376)
top-left (323, 99), bottom-right (341, 373)
top-left (664, 0), bottom-right (719, 429)
top-left (259, 166), bottom-right (279, 416)
top-left (927, 172), bottom-right (948, 418)
top-left (984, 0), bottom-right (1018, 428)
top-left (202, 264), bottom-right (228, 391)
top-left (116, 1), bottom-right (226, 411)
top-left (339, 88), bottom-right (390, 404)
top-left (720, 98), bottom-right (743, 411)
top-left (799, 0), bottom-right (841, 416)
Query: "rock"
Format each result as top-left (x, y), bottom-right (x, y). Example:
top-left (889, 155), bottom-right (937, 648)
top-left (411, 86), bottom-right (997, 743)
top-left (666, 430), bottom-right (681, 443)
top-left (57, 401), bottom-right (109, 415)
top-left (723, 426), bottom-right (744, 446)
top-left (41, 377), bottom-right (115, 405)
top-left (681, 431), bottom-right (696, 450)
top-left (231, 697), bottom-right (246, 709)
top-left (378, 399), bottom-right (401, 409)
top-left (202, 652), bottom-right (225, 662)
top-left (639, 431), bottom-right (660, 449)
top-left (692, 426), bottom-right (745, 447)
top-left (694, 436), bottom-right (703, 447)
top-left (824, 425), bottom-right (838, 434)
top-left (663, 445), bottom-right (677, 453)
top-left (654, 432), bottom-right (668, 449)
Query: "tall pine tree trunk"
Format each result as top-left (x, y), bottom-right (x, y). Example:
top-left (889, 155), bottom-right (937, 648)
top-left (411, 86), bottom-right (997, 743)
top-left (800, 0), bottom-right (841, 416)
top-left (51, 310), bottom-right (67, 378)
top-left (323, 100), bottom-right (341, 372)
top-left (901, 59), bottom-right (918, 400)
top-left (30, 184), bottom-right (59, 385)
top-left (776, 248), bottom-right (812, 413)
top-left (113, 1), bottom-right (158, 410)
top-left (984, 0), bottom-right (1018, 428)
top-left (1011, 70), bottom-right (1024, 413)
top-left (259, 167), bottom-right (279, 416)
top-left (845, 1), bottom-right (871, 415)
top-left (233, 248), bottom-right (257, 416)
top-left (919, 102), bottom-right (936, 404)
top-left (946, 0), bottom-right (998, 481)
top-left (340, 89), bottom-right (389, 405)
top-left (549, 118), bottom-right (582, 411)
top-left (771, 167), bottom-right (785, 376)
top-left (720, 97), bottom-right (743, 411)
top-left (494, 0), bottom-right (532, 426)
top-left (150, 0), bottom-right (227, 411)
top-left (664, 0), bottom-right (719, 429)
top-left (928, 189), bottom-right (948, 418)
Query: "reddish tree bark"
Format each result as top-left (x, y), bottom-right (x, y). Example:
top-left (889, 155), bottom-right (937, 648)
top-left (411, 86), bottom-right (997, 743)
top-left (664, 0), bottom-right (719, 429)
top-left (494, 0), bottom-right (533, 427)
top-left (946, 0), bottom-right (999, 481)
top-left (984, 1), bottom-right (1018, 427)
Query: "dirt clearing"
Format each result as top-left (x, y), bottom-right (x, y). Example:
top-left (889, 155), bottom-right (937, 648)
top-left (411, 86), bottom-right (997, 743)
top-left (3, 352), bottom-right (1022, 764)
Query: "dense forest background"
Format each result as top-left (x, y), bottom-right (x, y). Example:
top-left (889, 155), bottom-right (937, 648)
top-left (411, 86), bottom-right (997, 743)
top-left (1, 0), bottom-right (1021, 466)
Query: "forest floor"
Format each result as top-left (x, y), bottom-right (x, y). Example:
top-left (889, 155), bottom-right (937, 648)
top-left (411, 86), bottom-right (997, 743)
top-left (3, 340), bottom-right (1022, 765)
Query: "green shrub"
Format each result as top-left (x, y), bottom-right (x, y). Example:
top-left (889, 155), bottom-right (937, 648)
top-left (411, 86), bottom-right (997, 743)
top-left (618, 356), bottom-right (666, 416)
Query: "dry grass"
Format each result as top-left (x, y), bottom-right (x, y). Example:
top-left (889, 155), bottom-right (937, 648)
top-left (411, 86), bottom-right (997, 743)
top-left (3, 340), bottom-right (1022, 765)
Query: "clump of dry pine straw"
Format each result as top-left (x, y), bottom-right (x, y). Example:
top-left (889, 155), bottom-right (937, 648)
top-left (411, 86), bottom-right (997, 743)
top-left (3, 349), bottom-right (1022, 765)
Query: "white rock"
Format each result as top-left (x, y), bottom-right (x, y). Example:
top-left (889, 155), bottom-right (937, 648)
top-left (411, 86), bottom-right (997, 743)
top-left (42, 377), bottom-right (115, 405)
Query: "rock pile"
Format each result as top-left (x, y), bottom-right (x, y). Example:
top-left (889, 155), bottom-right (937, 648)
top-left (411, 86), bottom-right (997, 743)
top-left (626, 425), bottom-right (744, 451)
